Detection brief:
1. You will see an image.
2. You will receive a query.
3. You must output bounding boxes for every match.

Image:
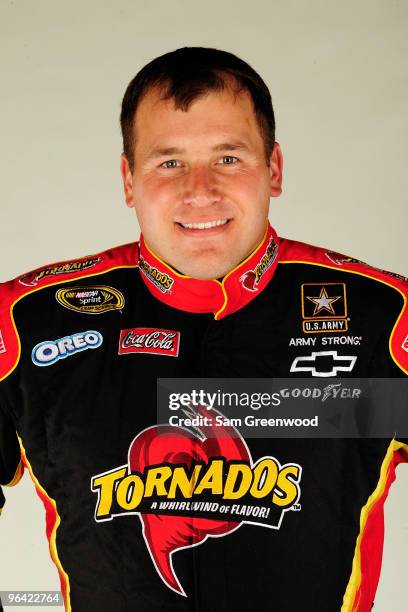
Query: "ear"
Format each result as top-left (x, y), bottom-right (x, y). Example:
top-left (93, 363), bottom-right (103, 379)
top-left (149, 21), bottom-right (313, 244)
top-left (120, 153), bottom-right (135, 208)
top-left (269, 142), bottom-right (283, 198)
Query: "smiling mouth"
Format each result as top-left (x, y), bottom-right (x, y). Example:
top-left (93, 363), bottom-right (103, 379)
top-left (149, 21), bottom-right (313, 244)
top-left (175, 219), bottom-right (231, 230)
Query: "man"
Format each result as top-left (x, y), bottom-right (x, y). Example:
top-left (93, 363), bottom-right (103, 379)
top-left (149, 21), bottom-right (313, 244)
top-left (0, 47), bottom-right (407, 612)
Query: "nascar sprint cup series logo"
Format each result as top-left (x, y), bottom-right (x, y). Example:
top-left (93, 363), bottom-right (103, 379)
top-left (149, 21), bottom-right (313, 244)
top-left (91, 403), bottom-right (302, 596)
top-left (56, 286), bottom-right (125, 314)
top-left (239, 236), bottom-right (278, 292)
top-left (138, 255), bottom-right (174, 294)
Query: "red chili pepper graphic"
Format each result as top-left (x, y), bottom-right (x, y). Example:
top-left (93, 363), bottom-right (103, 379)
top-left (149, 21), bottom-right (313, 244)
top-left (128, 403), bottom-right (251, 595)
top-left (18, 270), bottom-right (38, 286)
top-left (239, 270), bottom-right (257, 291)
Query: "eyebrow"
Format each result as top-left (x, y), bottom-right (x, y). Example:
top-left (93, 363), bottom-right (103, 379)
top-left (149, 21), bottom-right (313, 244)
top-left (145, 141), bottom-right (250, 160)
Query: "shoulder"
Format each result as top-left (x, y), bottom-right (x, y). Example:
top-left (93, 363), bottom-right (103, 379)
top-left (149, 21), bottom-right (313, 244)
top-left (278, 237), bottom-right (408, 374)
top-left (278, 236), bottom-right (408, 291)
top-left (0, 241), bottom-right (139, 381)
top-left (1, 240), bottom-right (139, 298)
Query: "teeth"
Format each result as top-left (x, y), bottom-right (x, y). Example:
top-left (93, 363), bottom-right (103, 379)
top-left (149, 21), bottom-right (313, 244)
top-left (180, 219), bottom-right (229, 229)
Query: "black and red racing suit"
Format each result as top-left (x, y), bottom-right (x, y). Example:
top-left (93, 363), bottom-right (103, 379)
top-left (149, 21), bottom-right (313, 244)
top-left (1, 221), bottom-right (407, 611)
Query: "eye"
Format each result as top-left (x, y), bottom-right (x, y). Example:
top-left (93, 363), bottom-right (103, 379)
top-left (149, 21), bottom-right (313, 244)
top-left (159, 160), bottom-right (180, 169)
top-left (219, 155), bottom-right (239, 165)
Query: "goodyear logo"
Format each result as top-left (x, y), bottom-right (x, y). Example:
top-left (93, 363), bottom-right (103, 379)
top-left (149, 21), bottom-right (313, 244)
top-left (56, 286), bottom-right (125, 314)
top-left (139, 256), bottom-right (174, 293)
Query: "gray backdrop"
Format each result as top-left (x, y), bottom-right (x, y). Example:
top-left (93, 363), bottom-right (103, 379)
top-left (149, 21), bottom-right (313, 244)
top-left (0, 1), bottom-right (407, 610)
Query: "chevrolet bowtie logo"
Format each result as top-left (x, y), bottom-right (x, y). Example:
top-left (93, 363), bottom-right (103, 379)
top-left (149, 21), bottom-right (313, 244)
top-left (290, 351), bottom-right (357, 377)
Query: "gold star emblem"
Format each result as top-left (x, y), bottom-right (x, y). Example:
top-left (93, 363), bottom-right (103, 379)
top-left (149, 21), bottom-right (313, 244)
top-left (306, 287), bottom-right (341, 315)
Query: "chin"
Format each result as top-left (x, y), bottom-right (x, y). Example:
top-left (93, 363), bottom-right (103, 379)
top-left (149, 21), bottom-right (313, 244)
top-left (182, 257), bottom-right (236, 280)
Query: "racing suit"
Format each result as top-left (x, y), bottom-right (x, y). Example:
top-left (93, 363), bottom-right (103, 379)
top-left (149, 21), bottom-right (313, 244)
top-left (0, 221), bottom-right (407, 612)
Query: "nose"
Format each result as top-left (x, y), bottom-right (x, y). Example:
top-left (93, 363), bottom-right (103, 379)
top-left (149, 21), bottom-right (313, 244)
top-left (182, 164), bottom-right (221, 207)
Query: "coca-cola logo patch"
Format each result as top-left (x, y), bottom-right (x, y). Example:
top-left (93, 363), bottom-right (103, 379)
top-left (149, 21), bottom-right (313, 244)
top-left (118, 327), bottom-right (180, 357)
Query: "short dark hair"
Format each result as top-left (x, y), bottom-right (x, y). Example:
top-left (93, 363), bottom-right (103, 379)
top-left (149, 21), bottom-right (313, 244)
top-left (120, 46), bottom-right (275, 173)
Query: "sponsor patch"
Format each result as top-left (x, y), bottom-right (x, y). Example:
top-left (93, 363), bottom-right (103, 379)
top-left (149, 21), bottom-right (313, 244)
top-left (290, 350), bottom-right (357, 377)
top-left (0, 330), bottom-right (5, 354)
top-left (19, 257), bottom-right (101, 287)
top-left (377, 269), bottom-right (408, 282)
top-left (325, 251), bottom-right (364, 266)
top-left (91, 403), bottom-right (302, 596)
top-left (119, 327), bottom-right (180, 357)
top-left (325, 251), bottom-right (408, 281)
top-left (289, 335), bottom-right (362, 347)
top-left (280, 383), bottom-right (361, 402)
top-left (56, 286), bottom-right (124, 314)
top-left (301, 283), bottom-right (348, 333)
top-left (138, 256), bottom-right (174, 294)
top-left (239, 236), bottom-right (278, 291)
top-left (32, 330), bottom-right (103, 366)
top-left (402, 334), bottom-right (408, 353)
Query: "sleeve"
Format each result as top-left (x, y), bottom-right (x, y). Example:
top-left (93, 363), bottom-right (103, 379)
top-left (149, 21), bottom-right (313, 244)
top-left (0, 400), bottom-right (24, 515)
top-left (389, 289), bottom-right (408, 462)
top-left (366, 276), bottom-right (408, 460)
top-left (393, 438), bottom-right (408, 465)
top-left (0, 280), bottom-right (25, 515)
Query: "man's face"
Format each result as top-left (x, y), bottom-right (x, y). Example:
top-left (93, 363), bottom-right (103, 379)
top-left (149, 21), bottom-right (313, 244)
top-left (120, 83), bottom-right (283, 280)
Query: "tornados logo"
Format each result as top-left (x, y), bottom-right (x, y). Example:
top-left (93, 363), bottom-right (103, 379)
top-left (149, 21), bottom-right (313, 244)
top-left (91, 404), bottom-right (302, 596)
top-left (239, 236), bottom-right (278, 291)
top-left (138, 255), bottom-right (174, 294)
top-left (325, 251), bottom-right (408, 281)
top-left (325, 251), bottom-right (364, 266)
top-left (19, 257), bottom-right (101, 286)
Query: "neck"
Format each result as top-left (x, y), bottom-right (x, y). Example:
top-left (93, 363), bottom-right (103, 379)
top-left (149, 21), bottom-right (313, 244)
top-left (137, 221), bottom-right (280, 320)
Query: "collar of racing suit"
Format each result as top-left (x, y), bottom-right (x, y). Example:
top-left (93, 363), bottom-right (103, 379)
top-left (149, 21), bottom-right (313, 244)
top-left (137, 221), bottom-right (280, 320)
